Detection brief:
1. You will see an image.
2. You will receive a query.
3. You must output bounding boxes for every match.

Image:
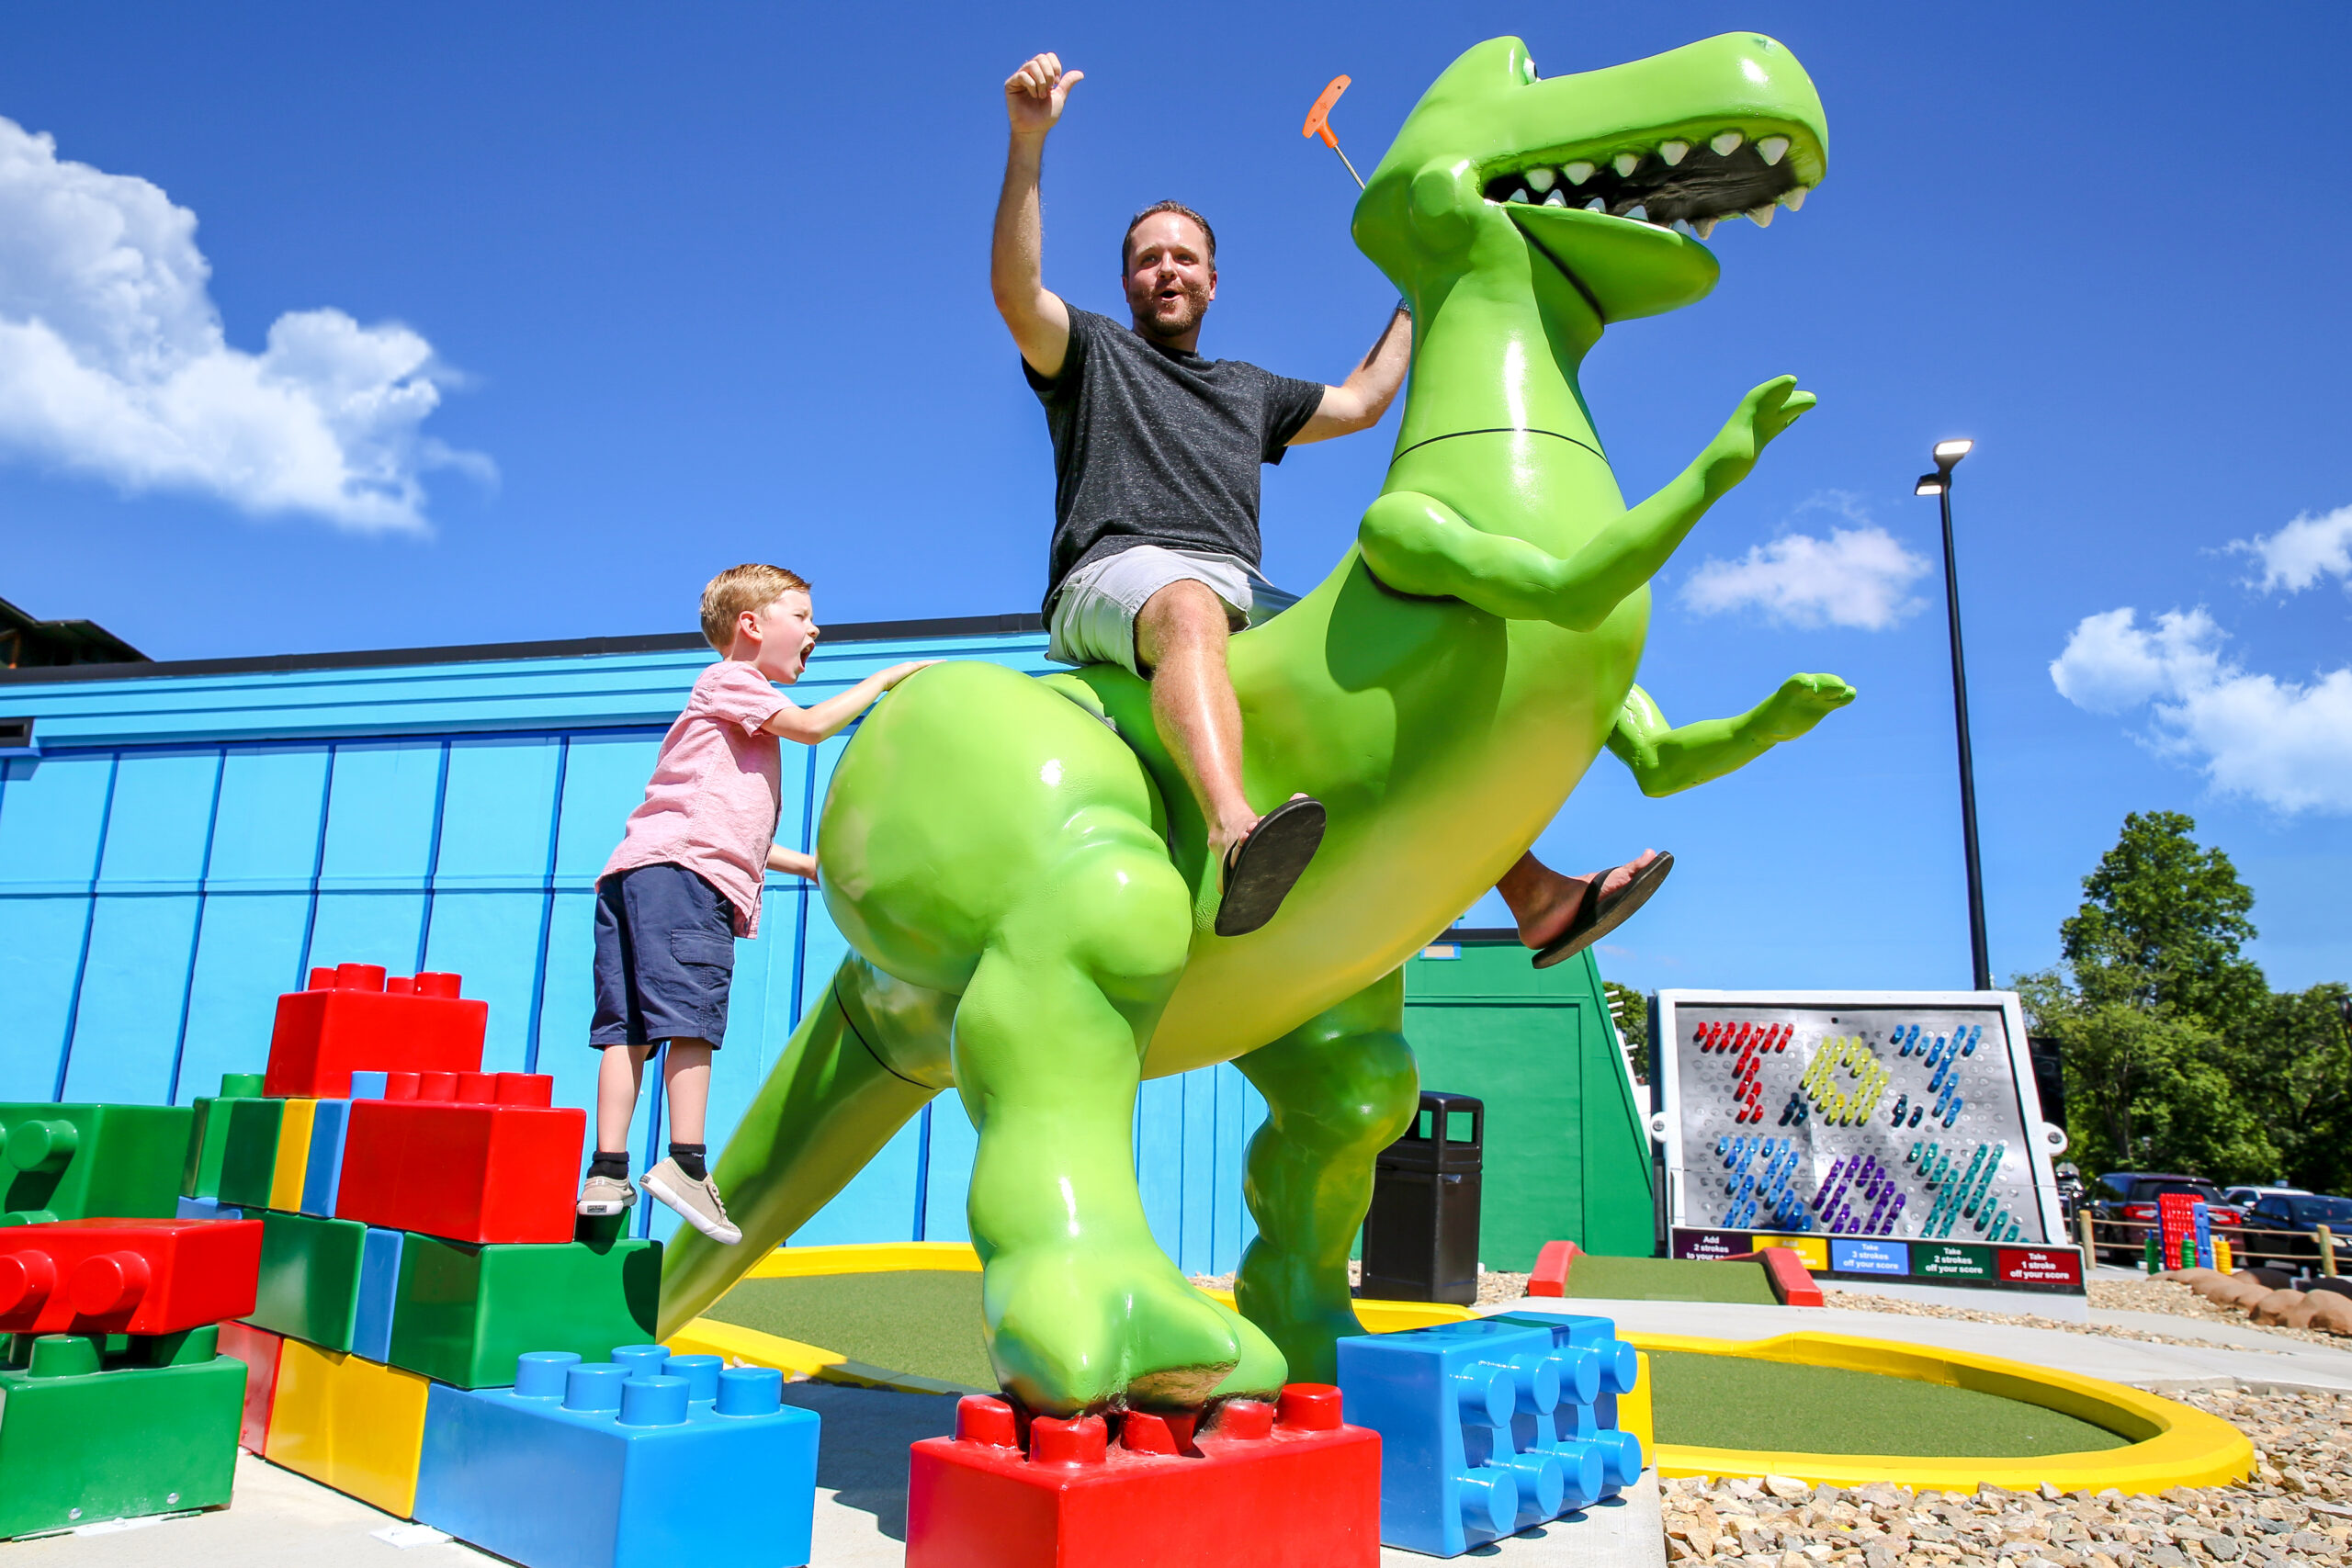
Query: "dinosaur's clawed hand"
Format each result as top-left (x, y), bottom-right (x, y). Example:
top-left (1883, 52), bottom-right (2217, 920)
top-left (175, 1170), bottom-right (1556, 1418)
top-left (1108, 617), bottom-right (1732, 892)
top-left (1752, 671), bottom-right (1856, 742)
top-left (1704, 375), bottom-right (1818, 491)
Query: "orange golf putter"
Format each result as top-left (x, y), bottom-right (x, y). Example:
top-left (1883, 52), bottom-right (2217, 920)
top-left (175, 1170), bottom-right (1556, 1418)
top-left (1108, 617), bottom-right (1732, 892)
top-left (1302, 73), bottom-right (1364, 189)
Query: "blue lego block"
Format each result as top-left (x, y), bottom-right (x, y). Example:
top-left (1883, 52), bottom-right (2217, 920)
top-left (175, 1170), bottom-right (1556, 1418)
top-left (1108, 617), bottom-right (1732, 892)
top-left (413, 1345), bottom-right (819, 1568)
top-left (300, 1100), bottom-right (352, 1217)
top-left (176, 1194), bottom-right (243, 1220)
top-left (1488, 1313), bottom-right (1645, 1490)
top-left (352, 1226), bottom-right (405, 1361)
top-left (1338, 1317), bottom-right (1625, 1558)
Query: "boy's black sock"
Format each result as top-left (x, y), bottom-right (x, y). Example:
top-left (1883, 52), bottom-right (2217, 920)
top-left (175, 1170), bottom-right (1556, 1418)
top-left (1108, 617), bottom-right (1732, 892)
top-left (668, 1143), bottom-right (707, 1182)
top-left (588, 1150), bottom-right (630, 1181)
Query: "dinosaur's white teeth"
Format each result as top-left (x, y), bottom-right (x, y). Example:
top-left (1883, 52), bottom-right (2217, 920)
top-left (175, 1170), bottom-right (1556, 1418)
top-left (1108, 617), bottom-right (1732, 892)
top-left (1525, 167), bottom-right (1556, 193)
top-left (1542, 188), bottom-right (1567, 207)
top-left (1746, 204), bottom-right (1775, 227)
top-left (1758, 136), bottom-right (1790, 166)
top-left (1778, 186), bottom-right (1806, 211)
top-left (1711, 130), bottom-right (1745, 156)
top-left (1625, 203), bottom-right (1649, 222)
top-left (1611, 152), bottom-right (1641, 177)
top-left (1564, 161), bottom-right (1595, 185)
top-left (1659, 140), bottom-right (1689, 166)
top-left (1693, 217), bottom-right (1718, 239)
top-left (1507, 187), bottom-right (1531, 203)
top-left (1584, 197), bottom-right (1606, 211)
top-left (1671, 219), bottom-right (1695, 236)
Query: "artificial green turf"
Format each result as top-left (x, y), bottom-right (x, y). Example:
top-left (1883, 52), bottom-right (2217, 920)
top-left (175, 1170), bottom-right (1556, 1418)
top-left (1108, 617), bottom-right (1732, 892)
top-left (1564, 1255), bottom-right (1780, 1304)
top-left (702, 1270), bottom-right (996, 1390)
top-left (1648, 1350), bottom-right (2129, 1457)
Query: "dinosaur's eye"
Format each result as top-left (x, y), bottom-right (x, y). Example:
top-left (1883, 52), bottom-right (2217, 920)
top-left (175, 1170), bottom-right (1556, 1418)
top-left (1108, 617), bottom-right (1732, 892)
top-left (1522, 55), bottom-right (1539, 84)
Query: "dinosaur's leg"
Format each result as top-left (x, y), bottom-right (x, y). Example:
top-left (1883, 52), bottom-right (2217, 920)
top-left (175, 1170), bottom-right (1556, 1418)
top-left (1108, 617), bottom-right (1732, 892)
top-left (654, 956), bottom-right (946, 1337)
top-left (953, 837), bottom-right (1283, 1415)
top-left (1233, 967), bottom-right (1419, 1384)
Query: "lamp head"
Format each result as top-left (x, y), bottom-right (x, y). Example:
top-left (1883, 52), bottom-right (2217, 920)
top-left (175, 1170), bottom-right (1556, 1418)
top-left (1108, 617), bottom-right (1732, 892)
top-left (1914, 473), bottom-right (1947, 497)
top-left (1932, 438), bottom-right (1973, 471)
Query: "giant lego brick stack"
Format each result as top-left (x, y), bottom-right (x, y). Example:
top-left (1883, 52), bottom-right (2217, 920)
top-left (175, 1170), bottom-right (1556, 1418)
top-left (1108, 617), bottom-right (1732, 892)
top-left (1335, 1313), bottom-right (1648, 1558)
top-left (0, 1100), bottom-right (262, 1537)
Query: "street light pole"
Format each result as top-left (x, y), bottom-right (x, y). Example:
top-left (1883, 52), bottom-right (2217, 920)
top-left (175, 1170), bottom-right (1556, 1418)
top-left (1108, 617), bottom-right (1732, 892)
top-left (1915, 442), bottom-right (1992, 992)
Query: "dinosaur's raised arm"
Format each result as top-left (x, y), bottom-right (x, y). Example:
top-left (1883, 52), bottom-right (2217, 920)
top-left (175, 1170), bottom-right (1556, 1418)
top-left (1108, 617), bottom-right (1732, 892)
top-left (1605, 673), bottom-right (1854, 797)
top-left (1359, 377), bottom-right (1814, 629)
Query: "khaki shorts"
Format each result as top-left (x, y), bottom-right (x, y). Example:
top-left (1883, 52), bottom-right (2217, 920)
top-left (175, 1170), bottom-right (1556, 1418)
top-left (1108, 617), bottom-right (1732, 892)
top-left (1046, 545), bottom-right (1296, 675)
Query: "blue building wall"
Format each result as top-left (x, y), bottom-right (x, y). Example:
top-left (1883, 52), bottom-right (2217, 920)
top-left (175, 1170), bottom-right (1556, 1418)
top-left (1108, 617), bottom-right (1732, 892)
top-left (0, 619), bottom-right (1265, 1272)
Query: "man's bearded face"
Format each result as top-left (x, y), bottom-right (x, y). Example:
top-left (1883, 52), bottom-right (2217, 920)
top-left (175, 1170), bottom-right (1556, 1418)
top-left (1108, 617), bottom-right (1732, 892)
top-left (1123, 214), bottom-right (1216, 341)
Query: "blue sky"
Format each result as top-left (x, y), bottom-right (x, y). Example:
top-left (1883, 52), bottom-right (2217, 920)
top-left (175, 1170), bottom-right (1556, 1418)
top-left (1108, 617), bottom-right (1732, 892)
top-left (1, 2), bottom-right (2346, 997)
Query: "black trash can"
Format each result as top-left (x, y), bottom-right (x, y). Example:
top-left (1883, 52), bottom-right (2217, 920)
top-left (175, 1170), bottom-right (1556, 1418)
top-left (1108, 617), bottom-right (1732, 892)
top-left (1361, 1090), bottom-right (1484, 1305)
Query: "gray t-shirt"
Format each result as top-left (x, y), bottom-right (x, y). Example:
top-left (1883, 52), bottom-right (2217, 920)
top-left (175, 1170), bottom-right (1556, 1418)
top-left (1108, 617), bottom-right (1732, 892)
top-left (1026, 307), bottom-right (1326, 613)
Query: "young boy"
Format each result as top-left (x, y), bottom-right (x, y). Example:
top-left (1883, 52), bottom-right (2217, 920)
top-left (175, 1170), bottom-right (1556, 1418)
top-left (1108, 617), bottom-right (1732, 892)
top-left (577, 563), bottom-right (931, 1241)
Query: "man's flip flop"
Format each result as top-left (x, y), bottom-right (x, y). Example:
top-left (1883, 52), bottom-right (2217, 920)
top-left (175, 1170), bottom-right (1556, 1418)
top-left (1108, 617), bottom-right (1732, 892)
top-left (1532, 851), bottom-right (1675, 970)
top-left (1214, 796), bottom-right (1327, 937)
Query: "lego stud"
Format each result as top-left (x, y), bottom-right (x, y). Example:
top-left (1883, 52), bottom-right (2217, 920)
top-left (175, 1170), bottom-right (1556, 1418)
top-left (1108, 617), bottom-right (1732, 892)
top-left (1119, 1409), bottom-right (1198, 1454)
top-left (714, 1365), bottom-right (783, 1416)
top-left (1600, 1427), bottom-right (1645, 1486)
top-left (495, 1073), bottom-right (555, 1109)
top-left (457, 1072), bottom-right (498, 1104)
top-left (666, 1353), bottom-right (722, 1403)
top-left (1551, 1438), bottom-right (1610, 1511)
top-left (386, 975), bottom-right (414, 995)
top-left (6, 1119), bottom-right (79, 1174)
top-left (514, 1351), bottom-right (582, 1398)
top-left (334, 962), bottom-right (388, 991)
top-left (414, 972), bottom-right (463, 998)
top-left (618, 1374), bottom-right (692, 1427)
top-left (307, 967), bottom-right (335, 989)
top-left (1507, 1350), bottom-right (1560, 1414)
top-left (562, 1363), bottom-right (631, 1413)
top-left (1450, 1360), bottom-right (1514, 1426)
top-left (1456, 1468), bottom-right (1517, 1539)
top-left (67, 1251), bottom-right (152, 1316)
top-left (0, 1249), bottom-right (57, 1315)
top-left (1496, 1450), bottom-right (1567, 1527)
top-left (1028, 1414), bottom-right (1108, 1467)
top-left (1552, 1346), bottom-right (1601, 1405)
top-left (1275, 1382), bottom-right (1343, 1432)
top-left (418, 1072), bottom-right (458, 1101)
top-left (27, 1333), bottom-right (100, 1378)
top-left (382, 1072), bottom-right (422, 1101)
top-left (1212, 1398), bottom-right (1275, 1440)
top-left (611, 1344), bottom-right (673, 1381)
top-left (955, 1394), bottom-right (1020, 1446)
top-left (1599, 1340), bottom-right (1640, 1396)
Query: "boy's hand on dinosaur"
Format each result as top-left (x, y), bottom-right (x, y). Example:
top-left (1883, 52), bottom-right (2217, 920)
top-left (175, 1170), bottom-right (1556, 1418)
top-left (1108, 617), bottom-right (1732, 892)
top-left (1752, 672), bottom-right (1856, 742)
top-left (1702, 375), bottom-right (1817, 489)
top-left (1006, 53), bottom-right (1083, 138)
top-left (881, 660), bottom-right (939, 688)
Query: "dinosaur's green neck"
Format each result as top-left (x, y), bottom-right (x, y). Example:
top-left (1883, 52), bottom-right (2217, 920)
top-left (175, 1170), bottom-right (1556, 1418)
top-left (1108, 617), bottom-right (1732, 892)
top-left (1392, 237), bottom-right (1609, 469)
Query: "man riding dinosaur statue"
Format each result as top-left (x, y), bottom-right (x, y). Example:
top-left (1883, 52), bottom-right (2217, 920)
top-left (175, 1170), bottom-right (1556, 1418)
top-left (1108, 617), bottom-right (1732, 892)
top-left (659, 28), bottom-right (1854, 1419)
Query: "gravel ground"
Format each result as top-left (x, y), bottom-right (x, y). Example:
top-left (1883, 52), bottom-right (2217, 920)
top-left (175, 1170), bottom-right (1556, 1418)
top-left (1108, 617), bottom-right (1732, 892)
top-left (1818, 1280), bottom-right (2348, 1351)
top-left (1187, 1264), bottom-right (1534, 1305)
top-left (1662, 1389), bottom-right (2352, 1565)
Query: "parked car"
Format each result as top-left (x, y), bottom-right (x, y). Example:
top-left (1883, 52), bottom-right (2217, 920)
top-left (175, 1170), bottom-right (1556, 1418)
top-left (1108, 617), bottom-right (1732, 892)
top-left (2086, 1172), bottom-right (2245, 1264)
top-left (2237, 1192), bottom-right (2352, 1270)
top-left (2223, 1185), bottom-right (2312, 1208)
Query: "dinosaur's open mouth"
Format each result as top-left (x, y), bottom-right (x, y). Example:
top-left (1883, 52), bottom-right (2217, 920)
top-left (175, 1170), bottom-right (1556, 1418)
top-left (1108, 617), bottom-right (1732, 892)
top-left (1481, 130), bottom-right (1812, 238)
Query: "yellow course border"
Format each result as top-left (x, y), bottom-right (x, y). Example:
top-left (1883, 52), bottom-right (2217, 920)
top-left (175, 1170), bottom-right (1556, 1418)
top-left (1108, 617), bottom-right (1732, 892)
top-left (1631, 1330), bottom-right (2253, 1495)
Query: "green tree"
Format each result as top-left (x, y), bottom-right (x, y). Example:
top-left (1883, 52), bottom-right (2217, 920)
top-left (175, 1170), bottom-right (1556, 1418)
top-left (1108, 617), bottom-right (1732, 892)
top-left (2230, 982), bottom-right (2352, 1193)
top-left (1602, 982), bottom-right (1649, 1086)
top-left (2060, 810), bottom-right (2267, 1024)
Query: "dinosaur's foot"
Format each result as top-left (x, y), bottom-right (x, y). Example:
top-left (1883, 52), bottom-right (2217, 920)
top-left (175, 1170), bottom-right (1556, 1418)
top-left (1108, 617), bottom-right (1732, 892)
top-left (1233, 1243), bottom-right (1363, 1387)
top-left (984, 1239), bottom-right (1282, 1415)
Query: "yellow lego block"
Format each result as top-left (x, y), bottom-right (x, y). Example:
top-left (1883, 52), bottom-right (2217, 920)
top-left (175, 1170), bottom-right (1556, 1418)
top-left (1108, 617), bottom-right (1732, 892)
top-left (265, 1339), bottom-right (430, 1517)
top-left (1618, 1349), bottom-right (1655, 1461)
top-left (267, 1098), bottom-right (318, 1213)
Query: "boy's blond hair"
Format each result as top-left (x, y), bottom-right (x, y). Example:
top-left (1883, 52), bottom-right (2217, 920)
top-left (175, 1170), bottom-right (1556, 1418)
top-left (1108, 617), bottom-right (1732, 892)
top-left (700, 564), bottom-right (811, 652)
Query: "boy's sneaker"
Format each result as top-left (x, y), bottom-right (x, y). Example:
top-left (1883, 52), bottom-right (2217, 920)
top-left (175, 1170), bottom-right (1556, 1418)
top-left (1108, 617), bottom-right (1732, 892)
top-left (577, 1173), bottom-right (637, 1217)
top-left (643, 1157), bottom-right (742, 1246)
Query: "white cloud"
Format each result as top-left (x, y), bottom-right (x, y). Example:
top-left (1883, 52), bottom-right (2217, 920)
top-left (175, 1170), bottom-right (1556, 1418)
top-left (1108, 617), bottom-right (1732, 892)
top-left (0, 116), bottom-right (483, 532)
top-left (1680, 515), bottom-right (1931, 630)
top-left (2229, 504), bottom-right (2352, 595)
top-left (2051, 607), bottom-right (2352, 814)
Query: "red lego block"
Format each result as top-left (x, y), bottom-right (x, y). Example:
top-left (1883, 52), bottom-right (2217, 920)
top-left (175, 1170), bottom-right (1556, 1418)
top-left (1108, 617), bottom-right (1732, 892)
top-left (334, 1072), bottom-right (582, 1244)
top-left (0, 1217), bottom-right (263, 1337)
top-left (264, 962), bottom-right (488, 1100)
top-left (1529, 1238), bottom-right (1582, 1297)
top-left (1724, 1246), bottom-right (1825, 1307)
top-left (907, 1384), bottom-right (1381, 1568)
top-left (218, 1320), bottom-right (285, 1451)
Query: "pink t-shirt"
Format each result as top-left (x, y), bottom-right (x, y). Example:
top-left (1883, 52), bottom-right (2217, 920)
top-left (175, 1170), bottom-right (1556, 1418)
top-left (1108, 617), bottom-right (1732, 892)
top-left (602, 660), bottom-right (788, 937)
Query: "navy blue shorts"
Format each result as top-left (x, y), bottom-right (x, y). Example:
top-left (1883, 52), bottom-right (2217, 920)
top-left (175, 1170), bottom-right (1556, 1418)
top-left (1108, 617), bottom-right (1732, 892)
top-left (590, 863), bottom-right (737, 1049)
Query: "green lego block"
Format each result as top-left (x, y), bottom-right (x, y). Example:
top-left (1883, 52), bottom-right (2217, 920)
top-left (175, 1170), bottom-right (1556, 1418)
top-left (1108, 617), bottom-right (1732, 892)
top-left (249, 1210), bottom-right (367, 1351)
top-left (180, 1073), bottom-right (267, 1200)
top-left (0, 1103), bottom-right (195, 1225)
top-left (386, 1220), bottom-right (661, 1388)
top-left (213, 1098), bottom-right (287, 1212)
top-left (0, 1328), bottom-right (243, 1538)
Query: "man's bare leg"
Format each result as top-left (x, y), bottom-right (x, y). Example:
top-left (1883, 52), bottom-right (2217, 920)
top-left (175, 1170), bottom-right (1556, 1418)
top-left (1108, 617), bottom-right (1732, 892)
top-left (1135, 580), bottom-right (1261, 859)
top-left (1496, 849), bottom-right (1663, 951)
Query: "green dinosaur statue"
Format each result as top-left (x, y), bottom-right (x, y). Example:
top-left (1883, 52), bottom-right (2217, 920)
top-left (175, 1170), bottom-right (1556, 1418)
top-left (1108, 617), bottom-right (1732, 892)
top-left (658, 30), bottom-right (1854, 1416)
